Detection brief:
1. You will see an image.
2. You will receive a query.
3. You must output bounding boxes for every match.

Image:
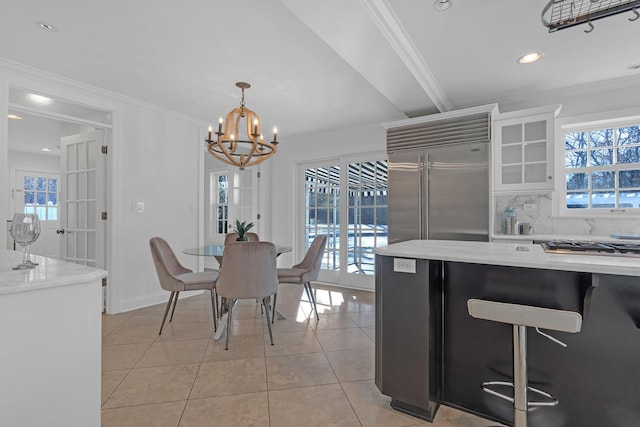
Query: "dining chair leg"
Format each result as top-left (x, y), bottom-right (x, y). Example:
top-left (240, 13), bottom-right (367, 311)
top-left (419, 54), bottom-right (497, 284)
top-left (225, 299), bottom-right (235, 350)
top-left (159, 291), bottom-right (176, 335)
top-left (305, 282), bottom-right (320, 321)
top-left (169, 291), bottom-right (180, 322)
top-left (259, 299), bottom-right (263, 314)
top-left (271, 293), bottom-right (278, 323)
top-left (215, 290), bottom-right (220, 319)
top-left (263, 297), bottom-right (275, 346)
top-left (209, 289), bottom-right (218, 332)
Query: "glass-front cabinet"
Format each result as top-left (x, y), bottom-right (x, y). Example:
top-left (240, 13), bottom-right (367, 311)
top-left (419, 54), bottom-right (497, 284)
top-left (493, 105), bottom-right (560, 192)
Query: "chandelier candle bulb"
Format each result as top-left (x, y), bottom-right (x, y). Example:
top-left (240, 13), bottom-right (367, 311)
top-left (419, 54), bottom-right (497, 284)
top-left (218, 116), bottom-right (223, 134)
top-left (208, 126), bottom-right (212, 140)
top-left (273, 126), bottom-right (278, 143)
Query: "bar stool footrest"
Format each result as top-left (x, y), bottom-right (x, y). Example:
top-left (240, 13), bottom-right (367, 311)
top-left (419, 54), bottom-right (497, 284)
top-left (482, 381), bottom-right (559, 407)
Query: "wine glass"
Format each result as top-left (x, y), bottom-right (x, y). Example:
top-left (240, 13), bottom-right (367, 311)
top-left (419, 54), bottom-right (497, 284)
top-left (10, 213), bottom-right (41, 270)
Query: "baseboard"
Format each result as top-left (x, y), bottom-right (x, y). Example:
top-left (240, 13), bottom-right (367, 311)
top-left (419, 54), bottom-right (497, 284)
top-left (108, 290), bottom-right (204, 314)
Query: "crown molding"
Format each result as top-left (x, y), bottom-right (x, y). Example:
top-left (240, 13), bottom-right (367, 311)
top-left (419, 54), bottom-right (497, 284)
top-left (0, 57), bottom-right (204, 126)
top-left (360, 0), bottom-right (453, 113)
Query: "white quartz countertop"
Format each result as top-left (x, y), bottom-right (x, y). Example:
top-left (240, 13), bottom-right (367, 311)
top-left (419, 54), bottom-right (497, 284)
top-left (1, 251), bottom-right (107, 295)
top-left (375, 240), bottom-right (640, 277)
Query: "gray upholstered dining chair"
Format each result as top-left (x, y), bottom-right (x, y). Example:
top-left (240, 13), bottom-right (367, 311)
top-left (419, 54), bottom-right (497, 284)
top-left (275, 235), bottom-right (327, 321)
top-left (149, 237), bottom-right (218, 335)
top-left (216, 241), bottom-right (279, 350)
top-left (224, 232), bottom-right (260, 245)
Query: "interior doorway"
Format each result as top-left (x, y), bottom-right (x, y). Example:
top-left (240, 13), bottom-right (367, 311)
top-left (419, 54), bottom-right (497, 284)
top-left (7, 87), bottom-right (111, 308)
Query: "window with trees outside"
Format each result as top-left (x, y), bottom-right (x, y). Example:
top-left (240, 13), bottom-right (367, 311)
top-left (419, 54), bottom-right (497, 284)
top-left (18, 172), bottom-right (59, 220)
top-left (564, 123), bottom-right (640, 211)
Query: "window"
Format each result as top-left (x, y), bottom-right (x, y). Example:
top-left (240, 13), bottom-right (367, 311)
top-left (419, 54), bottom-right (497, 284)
top-left (301, 158), bottom-right (388, 287)
top-left (17, 172), bottom-right (59, 221)
top-left (564, 122), bottom-right (640, 211)
top-left (212, 173), bottom-right (228, 234)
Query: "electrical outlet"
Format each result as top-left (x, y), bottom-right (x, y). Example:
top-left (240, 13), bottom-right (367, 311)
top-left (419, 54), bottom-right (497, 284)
top-left (523, 203), bottom-right (537, 211)
top-left (393, 258), bottom-right (416, 273)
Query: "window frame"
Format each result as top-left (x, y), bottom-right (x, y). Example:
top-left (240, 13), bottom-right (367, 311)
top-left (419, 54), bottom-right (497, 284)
top-left (554, 109), bottom-right (640, 218)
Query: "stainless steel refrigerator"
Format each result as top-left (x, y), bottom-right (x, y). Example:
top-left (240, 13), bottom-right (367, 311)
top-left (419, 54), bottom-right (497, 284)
top-left (388, 141), bottom-right (489, 243)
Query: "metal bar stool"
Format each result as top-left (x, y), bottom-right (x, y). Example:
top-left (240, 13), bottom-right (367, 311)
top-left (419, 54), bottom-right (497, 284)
top-left (467, 299), bottom-right (582, 427)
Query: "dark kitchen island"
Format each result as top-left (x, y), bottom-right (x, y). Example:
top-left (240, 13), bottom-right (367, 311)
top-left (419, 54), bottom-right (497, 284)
top-left (374, 240), bottom-right (640, 427)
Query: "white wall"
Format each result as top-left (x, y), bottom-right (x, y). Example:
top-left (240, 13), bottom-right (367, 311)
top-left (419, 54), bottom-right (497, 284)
top-left (8, 151), bottom-right (59, 174)
top-left (1, 60), bottom-right (204, 314)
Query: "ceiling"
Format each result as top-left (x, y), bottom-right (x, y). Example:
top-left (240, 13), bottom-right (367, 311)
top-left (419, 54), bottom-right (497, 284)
top-left (2, 0), bottom-right (640, 147)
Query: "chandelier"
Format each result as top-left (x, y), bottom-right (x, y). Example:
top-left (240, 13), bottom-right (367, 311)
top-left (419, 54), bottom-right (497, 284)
top-left (206, 82), bottom-right (278, 170)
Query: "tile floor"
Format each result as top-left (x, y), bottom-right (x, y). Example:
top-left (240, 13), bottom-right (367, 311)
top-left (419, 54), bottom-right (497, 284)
top-left (102, 283), bottom-right (501, 426)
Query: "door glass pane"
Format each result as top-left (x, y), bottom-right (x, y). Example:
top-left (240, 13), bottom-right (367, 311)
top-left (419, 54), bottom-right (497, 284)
top-left (36, 177), bottom-right (47, 191)
top-left (345, 161), bottom-right (388, 276)
top-left (67, 173), bottom-right (78, 200)
top-left (24, 176), bottom-right (35, 190)
top-left (78, 202), bottom-right (87, 228)
top-left (77, 142), bottom-right (87, 170)
top-left (88, 141), bottom-right (96, 169)
top-left (78, 171), bottom-right (87, 199)
top-left (67, 145), bottom-right (77, 171)
top-left (68, 202), bottom-right (77, 227)
top-left (77, 231), bottom-right (86, 259)
top-left (87, 201), bottom-right (96, 229)
top-left (87, 232), bottom-right (96, 260)
top-left (87, 171), bottom-right (96, 199)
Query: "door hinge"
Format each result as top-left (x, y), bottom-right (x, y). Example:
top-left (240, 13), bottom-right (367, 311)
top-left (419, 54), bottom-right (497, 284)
top-left (257, 213), bottom-right (261, 220)
top-left (102, 277), bottom-right (107, 287)
top-left (257, 171), bottom-right (261, 178)
top-left (101, 145), bottom-right (108, 155)
top-left (101, 211), bottom-right (108, 220)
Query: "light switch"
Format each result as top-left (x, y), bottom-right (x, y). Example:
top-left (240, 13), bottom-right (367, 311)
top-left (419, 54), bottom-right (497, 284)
top-left (393, 258), bottom-right (416, 273)
top-left (132, 202), bottom-right (144, 214)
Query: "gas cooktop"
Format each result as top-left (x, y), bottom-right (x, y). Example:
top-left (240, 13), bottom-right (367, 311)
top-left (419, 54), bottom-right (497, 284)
top-left (541, 241), bottom-right (640, 257)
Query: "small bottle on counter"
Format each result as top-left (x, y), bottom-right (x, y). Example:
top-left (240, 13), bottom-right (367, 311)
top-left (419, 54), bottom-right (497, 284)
top-left (503, 206), bottom-right (518, 235)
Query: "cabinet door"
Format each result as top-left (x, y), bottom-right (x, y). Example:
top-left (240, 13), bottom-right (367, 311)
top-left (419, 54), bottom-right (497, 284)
top-left (494, 112), bottom-right (554, 191)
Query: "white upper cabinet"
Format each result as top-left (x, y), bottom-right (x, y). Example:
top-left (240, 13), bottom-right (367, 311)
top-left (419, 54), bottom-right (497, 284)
top-left (493, 105), bottom-right (561, 192)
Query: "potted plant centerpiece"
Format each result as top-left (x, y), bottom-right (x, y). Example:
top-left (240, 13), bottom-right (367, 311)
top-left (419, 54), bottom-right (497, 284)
top-left (234, 219), bottom-right (255, 241)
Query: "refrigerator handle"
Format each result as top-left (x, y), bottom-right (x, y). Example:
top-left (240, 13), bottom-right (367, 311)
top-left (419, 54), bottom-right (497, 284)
top-left (421, 152), bottom-right (428, 240)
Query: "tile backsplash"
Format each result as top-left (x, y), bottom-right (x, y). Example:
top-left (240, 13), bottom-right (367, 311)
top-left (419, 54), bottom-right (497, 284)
top-left (495, 193), bottom-right (640, 238)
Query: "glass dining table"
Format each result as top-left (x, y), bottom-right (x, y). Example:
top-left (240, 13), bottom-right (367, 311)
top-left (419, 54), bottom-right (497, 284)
top-left (182, 243), bottom-right (292, 340)
top-left (183, 244), bottom-right (291, 263)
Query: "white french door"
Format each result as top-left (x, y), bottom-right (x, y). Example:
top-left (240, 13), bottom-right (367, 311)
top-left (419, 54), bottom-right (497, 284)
top-left (205, 159), bottom-right (260, 244)
top-left (59, 130), bottom-right (106, 269)
top-left (299, 156), bottom-right (388, 290)
top-left (230, 168), bottom-right (260, 236)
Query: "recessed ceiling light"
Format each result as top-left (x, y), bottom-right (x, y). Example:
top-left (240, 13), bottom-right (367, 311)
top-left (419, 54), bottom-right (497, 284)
top-left (41, 148), bottom-right (52, 152)
top-left (8, 114), bottom-right (23, 120)
top-left (28, 93), bottom-right (52, 104)
top-left (35, 21), bottom-right (58, 32)
top-left (517, 52), bottom-right (543, 64)
top-left (433, 0), bottom-right (453, 11)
